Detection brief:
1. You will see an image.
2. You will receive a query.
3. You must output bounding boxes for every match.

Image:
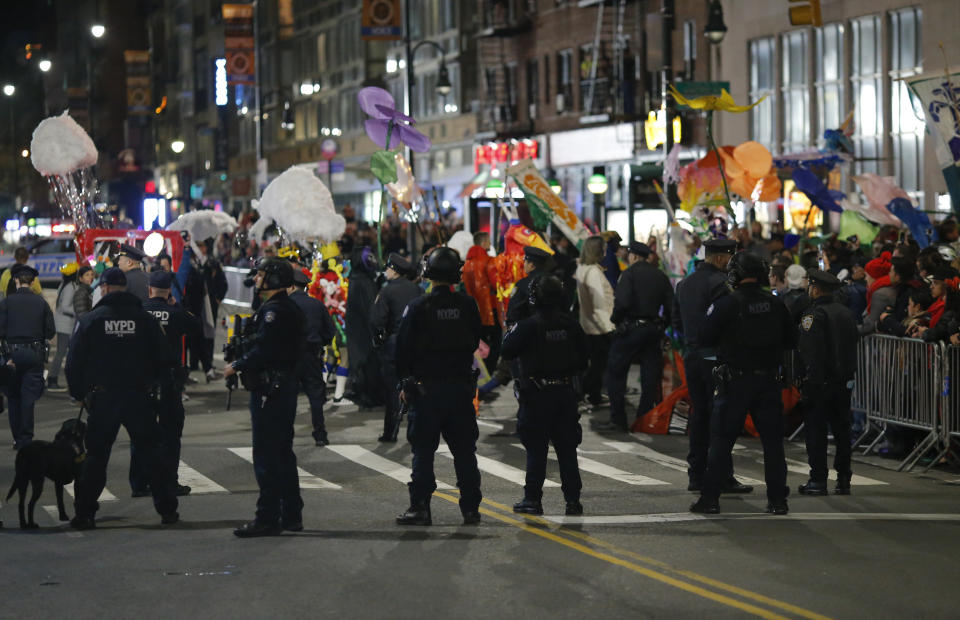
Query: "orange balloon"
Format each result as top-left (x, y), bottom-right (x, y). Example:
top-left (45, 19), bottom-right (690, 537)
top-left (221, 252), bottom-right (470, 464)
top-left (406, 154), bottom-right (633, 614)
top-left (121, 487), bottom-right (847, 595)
top-left (733, 141), bottom-right (773, 178)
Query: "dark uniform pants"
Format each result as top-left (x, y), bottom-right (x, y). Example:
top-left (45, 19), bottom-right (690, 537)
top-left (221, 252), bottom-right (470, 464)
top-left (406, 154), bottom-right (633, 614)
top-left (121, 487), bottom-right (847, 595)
top-left (517, 385), bottom-right (582, 502)
top-left (584, 333), bottom-right (612, 404)
top-left (407, 382), bottom-right (482, 514)
top-left (5, 349), bottom-right (45, 448)
top-left (298, 349), bottom-right (327, 440)
top-left (703, 373), bottom-right (788, 503)
top-left (129, 381), bottom-right (185, 492)
top-left (378, 336), bottom-right (400, 436)
top-left (605, 324), bottom-right (662, 426)
top-left (75, 391), bottom-right (178, 519)
top-left (804, 384), bottom-right (852, 483)
top-left (250, 376), bottom-right (302, 526)
top-left (684, 351), bottom-right (732, 485)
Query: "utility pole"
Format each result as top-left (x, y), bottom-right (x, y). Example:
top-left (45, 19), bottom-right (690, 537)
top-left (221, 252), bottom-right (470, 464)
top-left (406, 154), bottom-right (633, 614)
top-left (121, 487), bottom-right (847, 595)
top-left (660, 0), bottom-right (675, 193)
top-left (403, 0), bottom-right (418, 262)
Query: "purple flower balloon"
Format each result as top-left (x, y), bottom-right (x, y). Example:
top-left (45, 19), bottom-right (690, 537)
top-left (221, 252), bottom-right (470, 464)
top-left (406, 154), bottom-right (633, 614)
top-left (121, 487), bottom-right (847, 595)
top-left (358, 87), bottom-right (432, 153)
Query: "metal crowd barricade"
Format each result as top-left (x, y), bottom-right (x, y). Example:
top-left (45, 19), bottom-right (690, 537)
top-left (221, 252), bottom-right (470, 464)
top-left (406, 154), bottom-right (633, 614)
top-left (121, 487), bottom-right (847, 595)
top-left (850, 334), bottom-right (946, 472)
top-left (929, 344), bottom-right (960, 471)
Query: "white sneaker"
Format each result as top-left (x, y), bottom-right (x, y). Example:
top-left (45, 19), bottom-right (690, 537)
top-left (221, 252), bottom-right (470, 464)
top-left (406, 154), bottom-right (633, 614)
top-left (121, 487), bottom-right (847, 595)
top-left (332, 396), bottom-right (354, 406)
top-left (205, 369), bottom-right (222, 383)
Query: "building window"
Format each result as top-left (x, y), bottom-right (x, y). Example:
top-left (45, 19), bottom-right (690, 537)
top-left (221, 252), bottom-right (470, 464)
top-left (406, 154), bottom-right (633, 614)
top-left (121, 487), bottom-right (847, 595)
top-left (851, 14), bottom-right (883, 175)
top-left (890, 6), bottom-right (924, 197)
top-left (815, 23), bottom-right (845, 143)
top-left (749, 37), bottom-right (776, 148)
top-left (781, 30), bottom-right (809, 152)
top-left (526, 57), bottom-right (539, 118)
top-left (557, 49), bottom-right (573, 113)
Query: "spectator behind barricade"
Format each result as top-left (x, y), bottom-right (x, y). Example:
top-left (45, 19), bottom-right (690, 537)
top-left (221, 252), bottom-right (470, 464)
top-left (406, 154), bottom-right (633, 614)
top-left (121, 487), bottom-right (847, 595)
top-left (916, 245), bottom-right (946, 281)
top-left (575, 235), bottom-right (615, 407)
top-left (911, 266), bottom-right (960, 343)
top-left (0, 247), bottom-right (43, 297)
top-left (859, 251), bottom-right (895, 335)
top-left (884, 257), bottom-right (924, 322)
top-left (781, 265), bottom-right (811, 324)
top-left (839, 257), bottom-right (868, 323)
top-left (936, 217), bottom-right (958, 251)
top-left (880, 288), bottom-right (932, 337)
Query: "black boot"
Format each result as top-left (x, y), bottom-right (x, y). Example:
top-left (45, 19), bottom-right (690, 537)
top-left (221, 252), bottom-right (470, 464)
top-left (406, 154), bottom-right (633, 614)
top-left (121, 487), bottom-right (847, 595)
top-left (834, 476), bottom-right (852, 495)
top-left (396, 504), bottom-right (432, 525)
top-left (565, 501), bottom-right (584, 516)
top-left (512, 498), bottom-right (544, 515)
top-left (721, 478), bottom-right (754, 494)
top-left (313, 431), bottom-right (329, 447)
top-left (798, 480), bottom-right (829, 496)
top-left (234, 520), bottom-right (282, 537)
top-left (766, 499), bottom-right (789, 515)
top-left (689, 496), bottom-right (720, 514)
top-left (461, 510), bottom-right (481, 525)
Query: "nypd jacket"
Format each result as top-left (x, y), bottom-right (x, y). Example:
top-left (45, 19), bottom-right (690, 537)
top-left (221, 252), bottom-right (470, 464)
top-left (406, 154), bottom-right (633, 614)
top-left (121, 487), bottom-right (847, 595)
top-left (231, 291), bottom-right (305, 375)
top-left (396, 286), bottom-right (481, 383)
top-left (65, 291), bottom-right (174, 401)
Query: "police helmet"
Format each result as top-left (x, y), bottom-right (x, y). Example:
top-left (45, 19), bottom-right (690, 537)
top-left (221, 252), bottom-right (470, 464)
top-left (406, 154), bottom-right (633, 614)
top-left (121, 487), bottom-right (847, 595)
top-left (422, 246), bottom-right (463, 283)
top-left (727, 251), bottom-right (768, 287)
top-left (529, 274), bottom-right (565, 311)
top-left (257, 257), bottom-right (294, 290)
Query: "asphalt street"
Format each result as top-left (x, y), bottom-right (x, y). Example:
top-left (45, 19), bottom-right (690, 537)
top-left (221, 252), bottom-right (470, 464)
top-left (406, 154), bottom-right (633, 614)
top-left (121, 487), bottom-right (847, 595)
top-left (1, 357), bottom-right (959, 619)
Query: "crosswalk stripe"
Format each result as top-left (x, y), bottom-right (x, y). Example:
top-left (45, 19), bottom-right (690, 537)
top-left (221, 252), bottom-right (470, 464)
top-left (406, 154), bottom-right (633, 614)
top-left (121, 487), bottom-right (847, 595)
top-left (41, 506), bottom-right (84, 537)
top-left (63, 482), bottom-right (117, 502)
top-left (509, 444), bottom-right (670, 486)
top-left (326, 445), bottom-right (453, 490)
top-left (605, 441), bottom-right (765, 487)
top-left (228, 447), bottom-right (342, 490)
top-left (438, 444), bottom-right (560, 488)
top-left (177, 460), bottom-right (229, 494)
top-left (732, 444), bottom-right (888, 486)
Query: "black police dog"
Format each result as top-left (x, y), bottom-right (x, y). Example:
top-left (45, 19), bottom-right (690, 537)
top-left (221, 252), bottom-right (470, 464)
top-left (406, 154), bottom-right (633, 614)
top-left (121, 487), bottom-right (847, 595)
top-left (5, 418), bottom-right (87, 529)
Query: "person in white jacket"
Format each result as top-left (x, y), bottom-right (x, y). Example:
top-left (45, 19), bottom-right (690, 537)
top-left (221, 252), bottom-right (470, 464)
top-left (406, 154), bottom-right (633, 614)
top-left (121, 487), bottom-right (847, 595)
top-left (574, 235), bottom-right (616, 406)
top-left (47, 262), bottom-right (79, 391)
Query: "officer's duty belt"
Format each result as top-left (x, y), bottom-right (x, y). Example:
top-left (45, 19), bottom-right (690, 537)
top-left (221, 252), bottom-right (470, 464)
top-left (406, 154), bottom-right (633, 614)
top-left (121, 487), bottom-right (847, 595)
top-left (623, 318), bottom-right (656, 328)
top-left (527, 377), bottom-right (574, 389)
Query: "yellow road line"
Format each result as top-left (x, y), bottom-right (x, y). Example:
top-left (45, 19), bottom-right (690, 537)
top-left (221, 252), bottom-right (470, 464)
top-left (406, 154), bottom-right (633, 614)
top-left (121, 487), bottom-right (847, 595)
top-left (460, 495), bottom-right (832, 620)
top-left (433, 492), bottom-right (794, 620)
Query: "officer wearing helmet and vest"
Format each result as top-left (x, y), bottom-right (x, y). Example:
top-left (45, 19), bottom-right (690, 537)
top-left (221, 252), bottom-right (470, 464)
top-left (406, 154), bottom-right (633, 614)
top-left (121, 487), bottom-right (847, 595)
top-left (797, 269), bottom-right (859, 496)
top-left (224, 258), bottom-right (307, 537)
top-left (65, 267), bottom-right (179, 530)
top-left (394, 247), bottom-right (483, 526)
top-left (691, 251), bottom-right (795, 516)
top-left (371, 253), bottom-right (421, 442)
top-left (501, 274), bottom-right (588, 516)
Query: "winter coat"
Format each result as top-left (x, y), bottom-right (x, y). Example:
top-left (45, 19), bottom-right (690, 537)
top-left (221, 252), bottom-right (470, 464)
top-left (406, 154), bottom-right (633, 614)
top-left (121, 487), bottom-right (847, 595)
top-left (54, 280), bottom-right (78, 334)
top-left (575, 263), bottom-right (615, 335)
top-left (72, 283), bottom-right (94, 319)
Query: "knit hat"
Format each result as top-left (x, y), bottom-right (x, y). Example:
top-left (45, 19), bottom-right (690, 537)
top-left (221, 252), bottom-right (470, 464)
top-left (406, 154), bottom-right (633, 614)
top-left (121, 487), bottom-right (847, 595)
top-left (864, 251), bottom-right (892, 279)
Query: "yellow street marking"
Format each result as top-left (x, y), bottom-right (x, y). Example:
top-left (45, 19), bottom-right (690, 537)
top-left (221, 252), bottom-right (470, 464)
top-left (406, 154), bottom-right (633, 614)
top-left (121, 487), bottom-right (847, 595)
top-left (463, 495), bottom-right (832, 620)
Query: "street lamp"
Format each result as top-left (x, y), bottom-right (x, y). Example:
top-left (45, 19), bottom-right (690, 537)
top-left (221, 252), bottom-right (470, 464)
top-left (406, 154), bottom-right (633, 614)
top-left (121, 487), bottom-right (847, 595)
top-left (170, 140), bottom-right (185, 154)
top-left (704, 0), bottom-right (727, 44)
top-left (3, 85), bottom-right (19, 207)
top-left (587, 167), bottom-right (608, 229)
top-left (2, 84), bottom-right (14, 97)
top-left (436, 63), bottom-right (452, 96)
top-left (548, 179), bottom-right (562, 195)
top-left (38, 59), bottom-right (52, 73)
top-left (20, 149), bottom-right (29, 158)
top-left (90, 24), bottom-right (106, 38)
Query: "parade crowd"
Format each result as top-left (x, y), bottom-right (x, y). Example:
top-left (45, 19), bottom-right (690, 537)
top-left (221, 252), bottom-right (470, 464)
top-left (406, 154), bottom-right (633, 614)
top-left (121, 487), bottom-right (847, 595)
top-left (1, 210), bottom-right (958, 531)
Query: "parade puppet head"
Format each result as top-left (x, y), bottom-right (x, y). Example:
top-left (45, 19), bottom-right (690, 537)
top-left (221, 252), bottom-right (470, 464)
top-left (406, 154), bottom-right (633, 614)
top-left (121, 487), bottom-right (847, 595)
top-left (504, 220), bottom-right (553, 256)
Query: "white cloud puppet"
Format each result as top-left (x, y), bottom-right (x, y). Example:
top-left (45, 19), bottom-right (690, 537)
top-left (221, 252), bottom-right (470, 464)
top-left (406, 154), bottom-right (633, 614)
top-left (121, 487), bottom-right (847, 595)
top-left (249, 166), bottom-right (346, 244)
top-left (30, 111), bottom-right (98, 176)
top-left (445, 230), bottom-right (474, 261)
top-left (167, 209), bottom-right (238, 241)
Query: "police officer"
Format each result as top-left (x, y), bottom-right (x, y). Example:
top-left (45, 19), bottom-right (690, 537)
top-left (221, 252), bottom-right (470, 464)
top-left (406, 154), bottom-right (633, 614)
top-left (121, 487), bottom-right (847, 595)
top-left (690, 252), bottom-right (795, 515)
top-left (129, 270), bottom-right (200, 497)
top-left (224, 258), bottom-right (306, 537)
top-left (595, 242), bottom-right (673, 432)
top-left (672, 239), bottom-right (751, 494)
top-left (395, 247), bottom-right (482, 526)
top-left (506, 246), bottom-right (552, 327)
top-left (65, 267), bottom-right (179, 529)
top-left (116, 243), bottom-right (150, 301)
top-left (501, 275), bottom-right (588, 516)
top-left (288, 266), bottom-right (336, 447)
top-left (797, 269), bottom-right (859, 496)
top-left (371, 253), bottom-right (421, 442)
top-left (0, 264), bottom-right (55, 450)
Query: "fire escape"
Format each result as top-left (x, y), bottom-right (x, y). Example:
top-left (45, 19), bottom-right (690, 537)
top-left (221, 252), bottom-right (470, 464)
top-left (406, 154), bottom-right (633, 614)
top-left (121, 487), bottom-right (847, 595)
top-left (578, 0), bottom-right (631, 119)
top-left (476, 0), bottom-right (534, 137)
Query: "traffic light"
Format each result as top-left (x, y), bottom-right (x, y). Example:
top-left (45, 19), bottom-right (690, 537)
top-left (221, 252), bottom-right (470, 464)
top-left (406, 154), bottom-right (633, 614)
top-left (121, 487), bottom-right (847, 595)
top-left (788, 0), bottom-right (822, 27)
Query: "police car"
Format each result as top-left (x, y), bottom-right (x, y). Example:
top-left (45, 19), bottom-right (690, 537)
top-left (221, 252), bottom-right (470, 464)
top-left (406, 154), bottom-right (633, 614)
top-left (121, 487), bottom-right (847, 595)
top-left (0, 236), bottom-right (76, 285)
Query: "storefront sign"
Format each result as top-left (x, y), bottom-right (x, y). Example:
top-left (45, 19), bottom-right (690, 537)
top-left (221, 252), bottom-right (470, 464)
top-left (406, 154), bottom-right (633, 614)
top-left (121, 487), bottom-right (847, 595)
top-left (474, 139), bottom-right (539, 173)
top-left (124, 50), bottom-right (151, 116)
top-left (507, 159), bottom-right (590, 247)
top-left (361, 0), bottom-right (402, 40)
top-left (223, 4), bottom-right (255, 86)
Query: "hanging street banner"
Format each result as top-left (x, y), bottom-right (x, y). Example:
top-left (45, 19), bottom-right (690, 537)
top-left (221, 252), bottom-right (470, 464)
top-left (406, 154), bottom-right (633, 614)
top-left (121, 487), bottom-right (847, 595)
top-left (223, 3), bottom-right (255, 85)
top-left (361, 0), bottom-right (402, 40)
top-left (507, 159), bottom-right (591, 247)
top-left (124, 50), bottom-right (151, 115)
top-left (905, 69), bottom-right (960, 216)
